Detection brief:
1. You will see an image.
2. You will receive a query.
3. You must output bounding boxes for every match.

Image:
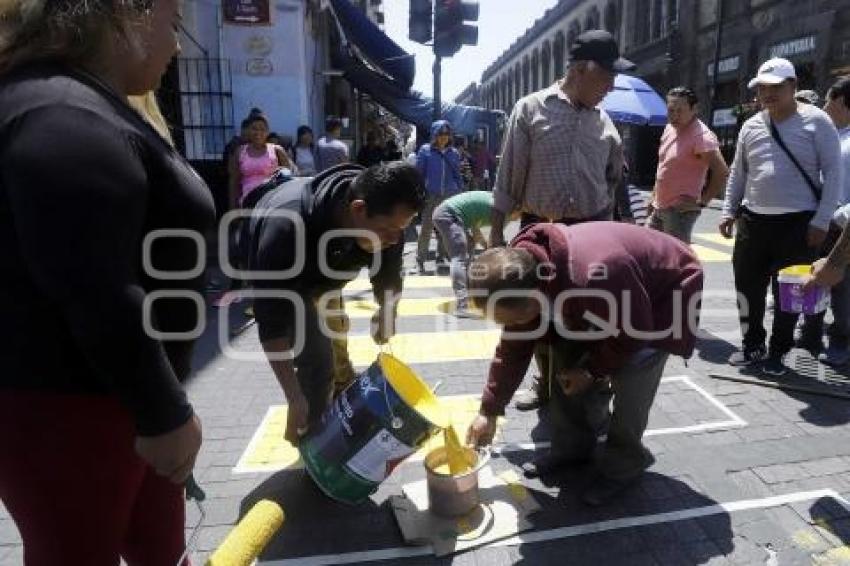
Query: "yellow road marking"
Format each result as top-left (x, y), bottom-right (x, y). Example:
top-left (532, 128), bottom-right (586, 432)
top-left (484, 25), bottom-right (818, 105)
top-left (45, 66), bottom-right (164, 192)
top-left (348, 330), bottom-right (500, 366)
top-left (694, 233), bottom-right (734, 247)
top-left (344, 297), bottom-right (459, 318)
top-left (691, 244), bottom-right (730, 262)
top-left (345, 275), bottom-right (451, 291)
top-left (813, 545), bottom-right (850, 565)
top-left (234, 394), bottom-right (503, 474)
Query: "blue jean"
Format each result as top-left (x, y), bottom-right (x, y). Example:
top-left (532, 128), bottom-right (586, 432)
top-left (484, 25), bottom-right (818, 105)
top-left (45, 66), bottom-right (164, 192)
top-left (800, 265), bottom-right (850, 348)
top-left (648, 207), bottom-right (701, 244)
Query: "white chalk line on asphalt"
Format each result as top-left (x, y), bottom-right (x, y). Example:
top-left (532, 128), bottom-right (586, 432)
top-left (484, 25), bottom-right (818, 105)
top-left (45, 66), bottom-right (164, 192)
top-left (496, 375), bottom-right (748, 454)
top-left (231, 375), bottom-right (748, 473)
top-left (260, 489), bottom-right (850, 565)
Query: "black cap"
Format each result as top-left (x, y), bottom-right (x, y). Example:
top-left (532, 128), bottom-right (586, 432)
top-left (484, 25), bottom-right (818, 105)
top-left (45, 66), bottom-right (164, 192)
top-left (569, 30), bottom-right (635, 73)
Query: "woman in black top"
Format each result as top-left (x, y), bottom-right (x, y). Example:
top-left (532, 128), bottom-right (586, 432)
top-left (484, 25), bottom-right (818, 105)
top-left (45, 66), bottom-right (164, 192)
top-left (0, 1), bottom-right (213, 564)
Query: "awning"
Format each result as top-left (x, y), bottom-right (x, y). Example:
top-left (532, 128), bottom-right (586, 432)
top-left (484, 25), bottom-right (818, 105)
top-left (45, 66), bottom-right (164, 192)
top-left (333, 42), bottom-right (502, 138)
top-left (329, 9), bottom-right (504, 146)
top-left (329, 0), bottom-right (415, 92)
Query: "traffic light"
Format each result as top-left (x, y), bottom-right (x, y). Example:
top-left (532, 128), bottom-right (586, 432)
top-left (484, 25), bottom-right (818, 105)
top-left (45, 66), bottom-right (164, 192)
top-left (409, 0), bottom-right (432, 45)
top-left (434, 0), bottom-right (479, 58)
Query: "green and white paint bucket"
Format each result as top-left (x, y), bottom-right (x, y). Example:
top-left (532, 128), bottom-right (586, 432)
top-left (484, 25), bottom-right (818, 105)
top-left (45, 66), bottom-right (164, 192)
top-left (299, 353), bottom-right (448, 504)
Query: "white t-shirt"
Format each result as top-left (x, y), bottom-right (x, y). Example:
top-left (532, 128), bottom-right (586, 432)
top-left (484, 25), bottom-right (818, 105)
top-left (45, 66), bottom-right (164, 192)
top-left (295, 146), bottom-right (316, 176)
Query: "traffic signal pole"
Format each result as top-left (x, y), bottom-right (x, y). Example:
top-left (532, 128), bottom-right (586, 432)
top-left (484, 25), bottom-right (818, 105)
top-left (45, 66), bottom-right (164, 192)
top-left (433, 55), bottom-right (442, 122)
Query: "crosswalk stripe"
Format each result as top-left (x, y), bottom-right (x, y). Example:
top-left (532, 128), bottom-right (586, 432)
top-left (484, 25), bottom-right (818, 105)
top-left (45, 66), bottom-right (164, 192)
top-left (344, 297), bottom-right (459, 318)
top-left (690, 244), bottom-right (730, 262)
top-left (345, 276), bottom-right (451, 291)
top-left (348, 329), bottom-right (500, 366)
top-left (694, 232), bottom-right (734, 248)
top-left (233, 393), bottom-right (495, 474)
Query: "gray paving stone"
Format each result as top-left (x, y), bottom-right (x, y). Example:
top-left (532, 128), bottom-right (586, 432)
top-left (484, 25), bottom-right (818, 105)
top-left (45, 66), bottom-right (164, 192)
top-left (802, 457), bottom-right (850, 478)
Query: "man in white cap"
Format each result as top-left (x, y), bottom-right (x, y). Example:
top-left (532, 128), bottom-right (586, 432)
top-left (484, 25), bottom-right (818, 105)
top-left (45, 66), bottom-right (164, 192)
top-left (720, 57), bottom-right (842, 376)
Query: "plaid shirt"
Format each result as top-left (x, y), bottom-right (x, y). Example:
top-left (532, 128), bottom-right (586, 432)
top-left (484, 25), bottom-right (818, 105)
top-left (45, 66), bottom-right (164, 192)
top-left (493, 81), bottom-right (624, 220)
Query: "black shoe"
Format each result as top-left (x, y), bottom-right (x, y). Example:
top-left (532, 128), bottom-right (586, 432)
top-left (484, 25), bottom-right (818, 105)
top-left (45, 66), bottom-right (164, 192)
top-left (514, 390), bottom-right (543, 411)
top-left (582, 475), bottom-right (638, 506)
top-left (728, 345), bottom-right (766, 367)
top-left (521, 454), bottom-right (591, 478)
top-left (762, 354), bottom-right (788, 376)
top-left (796, 333), bottom-right (824, 355)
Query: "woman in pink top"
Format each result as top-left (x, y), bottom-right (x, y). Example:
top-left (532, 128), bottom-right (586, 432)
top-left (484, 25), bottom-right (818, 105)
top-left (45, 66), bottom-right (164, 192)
top-left (648, 87), bottom-right (729, 243)
top-left (227, 112), bottom-right (295, 210)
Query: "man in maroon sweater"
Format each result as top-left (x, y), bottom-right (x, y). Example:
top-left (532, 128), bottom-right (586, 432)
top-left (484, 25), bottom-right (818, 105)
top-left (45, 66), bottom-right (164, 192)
top-left (466, 222), bottom-right (703, 505)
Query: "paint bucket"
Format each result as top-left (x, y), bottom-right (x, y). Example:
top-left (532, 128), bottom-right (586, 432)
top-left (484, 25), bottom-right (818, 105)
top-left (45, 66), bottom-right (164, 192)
top-left (424, 446), bottom-right (490, 517)
top-left (777, 265), bottom-right (830, 315)
top-left (299, 353), bottom-right (448, 505)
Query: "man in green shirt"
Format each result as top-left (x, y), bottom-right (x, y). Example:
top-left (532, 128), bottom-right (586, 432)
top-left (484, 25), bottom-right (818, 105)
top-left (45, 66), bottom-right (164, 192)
top-left (432, 191), bottom-right (495, 316)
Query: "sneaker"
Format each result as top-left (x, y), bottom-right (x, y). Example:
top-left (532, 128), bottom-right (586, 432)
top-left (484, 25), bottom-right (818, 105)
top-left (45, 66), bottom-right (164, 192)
top-left (514, 375), bottom-right (550, 411)
top-left (762, 354), bottom-right (788, 376)
top-left (796, 329), bottom-right (824, 355)
top-left (453, 299), bottom-right (481, 319)
top-left (818, 344), bottom-right (850, 367)
top-left (728, 346), bottom-right (766, 367)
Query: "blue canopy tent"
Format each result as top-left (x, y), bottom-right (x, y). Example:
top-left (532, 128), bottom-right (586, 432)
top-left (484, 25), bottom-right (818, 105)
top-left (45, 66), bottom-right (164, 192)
top-left (600, 74), bottom-right (668, 126)
top-left (328, 0), bottom-right (504, 149)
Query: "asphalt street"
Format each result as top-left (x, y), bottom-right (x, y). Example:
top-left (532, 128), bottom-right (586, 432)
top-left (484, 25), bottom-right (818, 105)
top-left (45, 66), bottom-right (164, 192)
top-left (2, 207), bottom-right (850, 565)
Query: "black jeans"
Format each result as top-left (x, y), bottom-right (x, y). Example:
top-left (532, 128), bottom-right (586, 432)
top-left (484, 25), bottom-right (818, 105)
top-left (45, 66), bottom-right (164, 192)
top-left (732, 209), bottom-right (818, 355)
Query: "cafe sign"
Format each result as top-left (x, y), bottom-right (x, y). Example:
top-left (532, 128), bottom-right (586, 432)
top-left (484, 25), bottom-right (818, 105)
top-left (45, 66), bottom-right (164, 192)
top-left (770, 35), bottom-right (816, 59)
top-left (224, 0), bottom-right (271, 25)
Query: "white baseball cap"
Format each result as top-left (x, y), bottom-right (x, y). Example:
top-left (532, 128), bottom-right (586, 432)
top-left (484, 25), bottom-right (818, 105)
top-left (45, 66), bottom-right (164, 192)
top-left (748, 58), bottom-right (796, 89)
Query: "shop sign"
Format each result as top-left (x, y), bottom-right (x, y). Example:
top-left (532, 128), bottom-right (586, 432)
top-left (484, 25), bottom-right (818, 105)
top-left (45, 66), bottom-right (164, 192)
top-left (770, 35), bottom-right (816, 59)
top-left (712, 108), bottom-right (737, 128)
top-left (224, 0), bottom-right (271, 25)
top-left (707, 55), bottom-right (740, 77)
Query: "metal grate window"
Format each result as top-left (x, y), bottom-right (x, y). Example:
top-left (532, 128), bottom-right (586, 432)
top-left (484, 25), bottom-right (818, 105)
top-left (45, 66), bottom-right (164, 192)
top-left (161, 58), bottom-right (234, 162)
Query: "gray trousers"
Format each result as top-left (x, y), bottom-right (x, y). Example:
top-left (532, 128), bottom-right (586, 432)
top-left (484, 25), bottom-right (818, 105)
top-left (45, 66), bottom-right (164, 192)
top-left (432, 203), bottom-right (471, 302)
top-left (648, 207), bottom-right (701, 244)
top-left (416, 194), bottom-right (447, 262)
top-left (545, 341), bottom-right (669, 481)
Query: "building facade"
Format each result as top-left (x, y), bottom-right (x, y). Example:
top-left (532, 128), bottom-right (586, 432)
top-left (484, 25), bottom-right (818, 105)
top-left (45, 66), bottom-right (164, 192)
top-left (475, 0), bottom-right (850, 186)
top-left (158, 0), bottom-right (385, 208)
top-left (477, 0), bottom-right (622, 115)
top-left (680, 0), bottom-right (850, 161)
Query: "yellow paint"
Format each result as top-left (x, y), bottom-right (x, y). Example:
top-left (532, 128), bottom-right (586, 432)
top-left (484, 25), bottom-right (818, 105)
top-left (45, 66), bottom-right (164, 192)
top-left (348, 330), bottom-right (501, 366)
top-left (345, 275), bottom-right (451, 291)
top-left (380, 353), bottom-right (449, 428)
top-left (498, 470), bottom-right (529, 502)
top-left (813, 545), bottom-right (850, 565)
top-left (778, 264), bottom-right (811, 279)
top-left (690, 244), bottom-right (730, 262)
top-left (693, 232), bottom-right (734, 247)
top-left (343, 297), bottom-right (459, 318)
top-left (235, 394), bottom-right (503, 473)
top-left (443, 425), bottom-right (471, 475)
top-left (792, 529), bottom-right (825, 550)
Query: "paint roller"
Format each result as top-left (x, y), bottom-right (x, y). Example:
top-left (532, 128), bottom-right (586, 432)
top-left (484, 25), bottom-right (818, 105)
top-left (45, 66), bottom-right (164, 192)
top-left (205, 499), bottom-right (285, 566)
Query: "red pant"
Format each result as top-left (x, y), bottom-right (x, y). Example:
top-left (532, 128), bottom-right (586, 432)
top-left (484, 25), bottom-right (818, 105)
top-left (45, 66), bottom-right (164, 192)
top-left (0, 392), bottom-right (186, 565)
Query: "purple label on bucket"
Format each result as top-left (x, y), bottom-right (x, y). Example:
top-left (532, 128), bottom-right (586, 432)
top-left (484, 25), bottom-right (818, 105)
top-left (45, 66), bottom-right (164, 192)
top-left (778, 281), bottom-right (829, 314)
